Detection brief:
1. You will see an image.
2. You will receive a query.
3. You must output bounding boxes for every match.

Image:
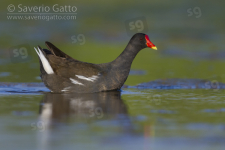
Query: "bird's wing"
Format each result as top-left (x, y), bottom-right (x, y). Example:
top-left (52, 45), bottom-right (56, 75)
top-left (45, 41), bottom-right (75, 60)
top-left (47, 54), bottom-right (104, 78)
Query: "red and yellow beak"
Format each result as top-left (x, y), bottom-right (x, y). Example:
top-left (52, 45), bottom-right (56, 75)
top-left (145, 35), bottom-right (157, 50)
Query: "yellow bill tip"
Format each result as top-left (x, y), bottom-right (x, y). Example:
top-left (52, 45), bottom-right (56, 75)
top-left (151, 46), bottom-right (157, 50)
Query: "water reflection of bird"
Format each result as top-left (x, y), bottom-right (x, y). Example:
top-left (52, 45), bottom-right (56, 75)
top-left (34, 33), bottom-right (157, 93)
top-left (39, 91), bottom-right (130, 127)
top-left (37, 91), bottom-right (136, 149)
top-left (36, 91), bottom-right (157, 149)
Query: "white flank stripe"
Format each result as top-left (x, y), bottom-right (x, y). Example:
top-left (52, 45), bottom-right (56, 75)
top-left (61, 87), bottom-right (71, 92)
top-left (34, 47), bottom-right (54, 74)
top-left (70, 78), bottom-right (84, 85)
top-left (76, 75), bottom-right (99, 82)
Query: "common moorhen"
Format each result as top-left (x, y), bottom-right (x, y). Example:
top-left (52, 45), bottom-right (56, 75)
top-left (34, 33), bottom-right (157, 93)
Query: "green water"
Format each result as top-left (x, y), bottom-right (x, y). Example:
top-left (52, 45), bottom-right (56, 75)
top-left (0, 89), bottom-right (225, 150)
top-left (0, 0), bottom-right (225, 149)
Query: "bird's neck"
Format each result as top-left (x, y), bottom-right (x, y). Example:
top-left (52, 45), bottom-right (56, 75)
top-left (108, 44), bottom-right (142, 88)
top-left (112, 44), bottom-right (141, 70)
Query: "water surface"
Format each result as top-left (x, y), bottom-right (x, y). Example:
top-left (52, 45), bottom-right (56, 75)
top-left (0, 84), bottom-right (224, 150)
top-left (0, 0), bottom-right (225, 149)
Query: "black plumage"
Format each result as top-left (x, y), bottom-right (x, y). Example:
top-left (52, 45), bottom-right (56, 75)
top-left (35, 33), bottom-right (157, 93)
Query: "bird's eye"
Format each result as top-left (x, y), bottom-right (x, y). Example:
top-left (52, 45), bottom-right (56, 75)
top-left (140, 38), bottom-right (143, 41)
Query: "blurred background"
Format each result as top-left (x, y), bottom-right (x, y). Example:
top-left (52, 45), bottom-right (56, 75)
top-left (1, 0), bottom-right (225, 85)
top-left (1, 1), bottom-right (225, 150)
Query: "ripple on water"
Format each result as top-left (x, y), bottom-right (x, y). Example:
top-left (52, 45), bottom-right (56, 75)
top-left (0, 82), bottom-right (49, 94)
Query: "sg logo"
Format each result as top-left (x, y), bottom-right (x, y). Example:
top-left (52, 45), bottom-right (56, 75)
top-left (13, 47), bottom-right (28, 59)
top-left (8, 44), bottom-right (31, 63)
top-left (129, 20), bottom-right (145, 32)
top-left (125, 16), bottom-right (148, 37)
top-left (187, 7), bottom-right (202, 18)
top-left (71, 34), bottom-right (86, 45)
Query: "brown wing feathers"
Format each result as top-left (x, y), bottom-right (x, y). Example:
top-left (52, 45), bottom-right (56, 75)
top-left (45, 41), bottom-right (74, 59)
